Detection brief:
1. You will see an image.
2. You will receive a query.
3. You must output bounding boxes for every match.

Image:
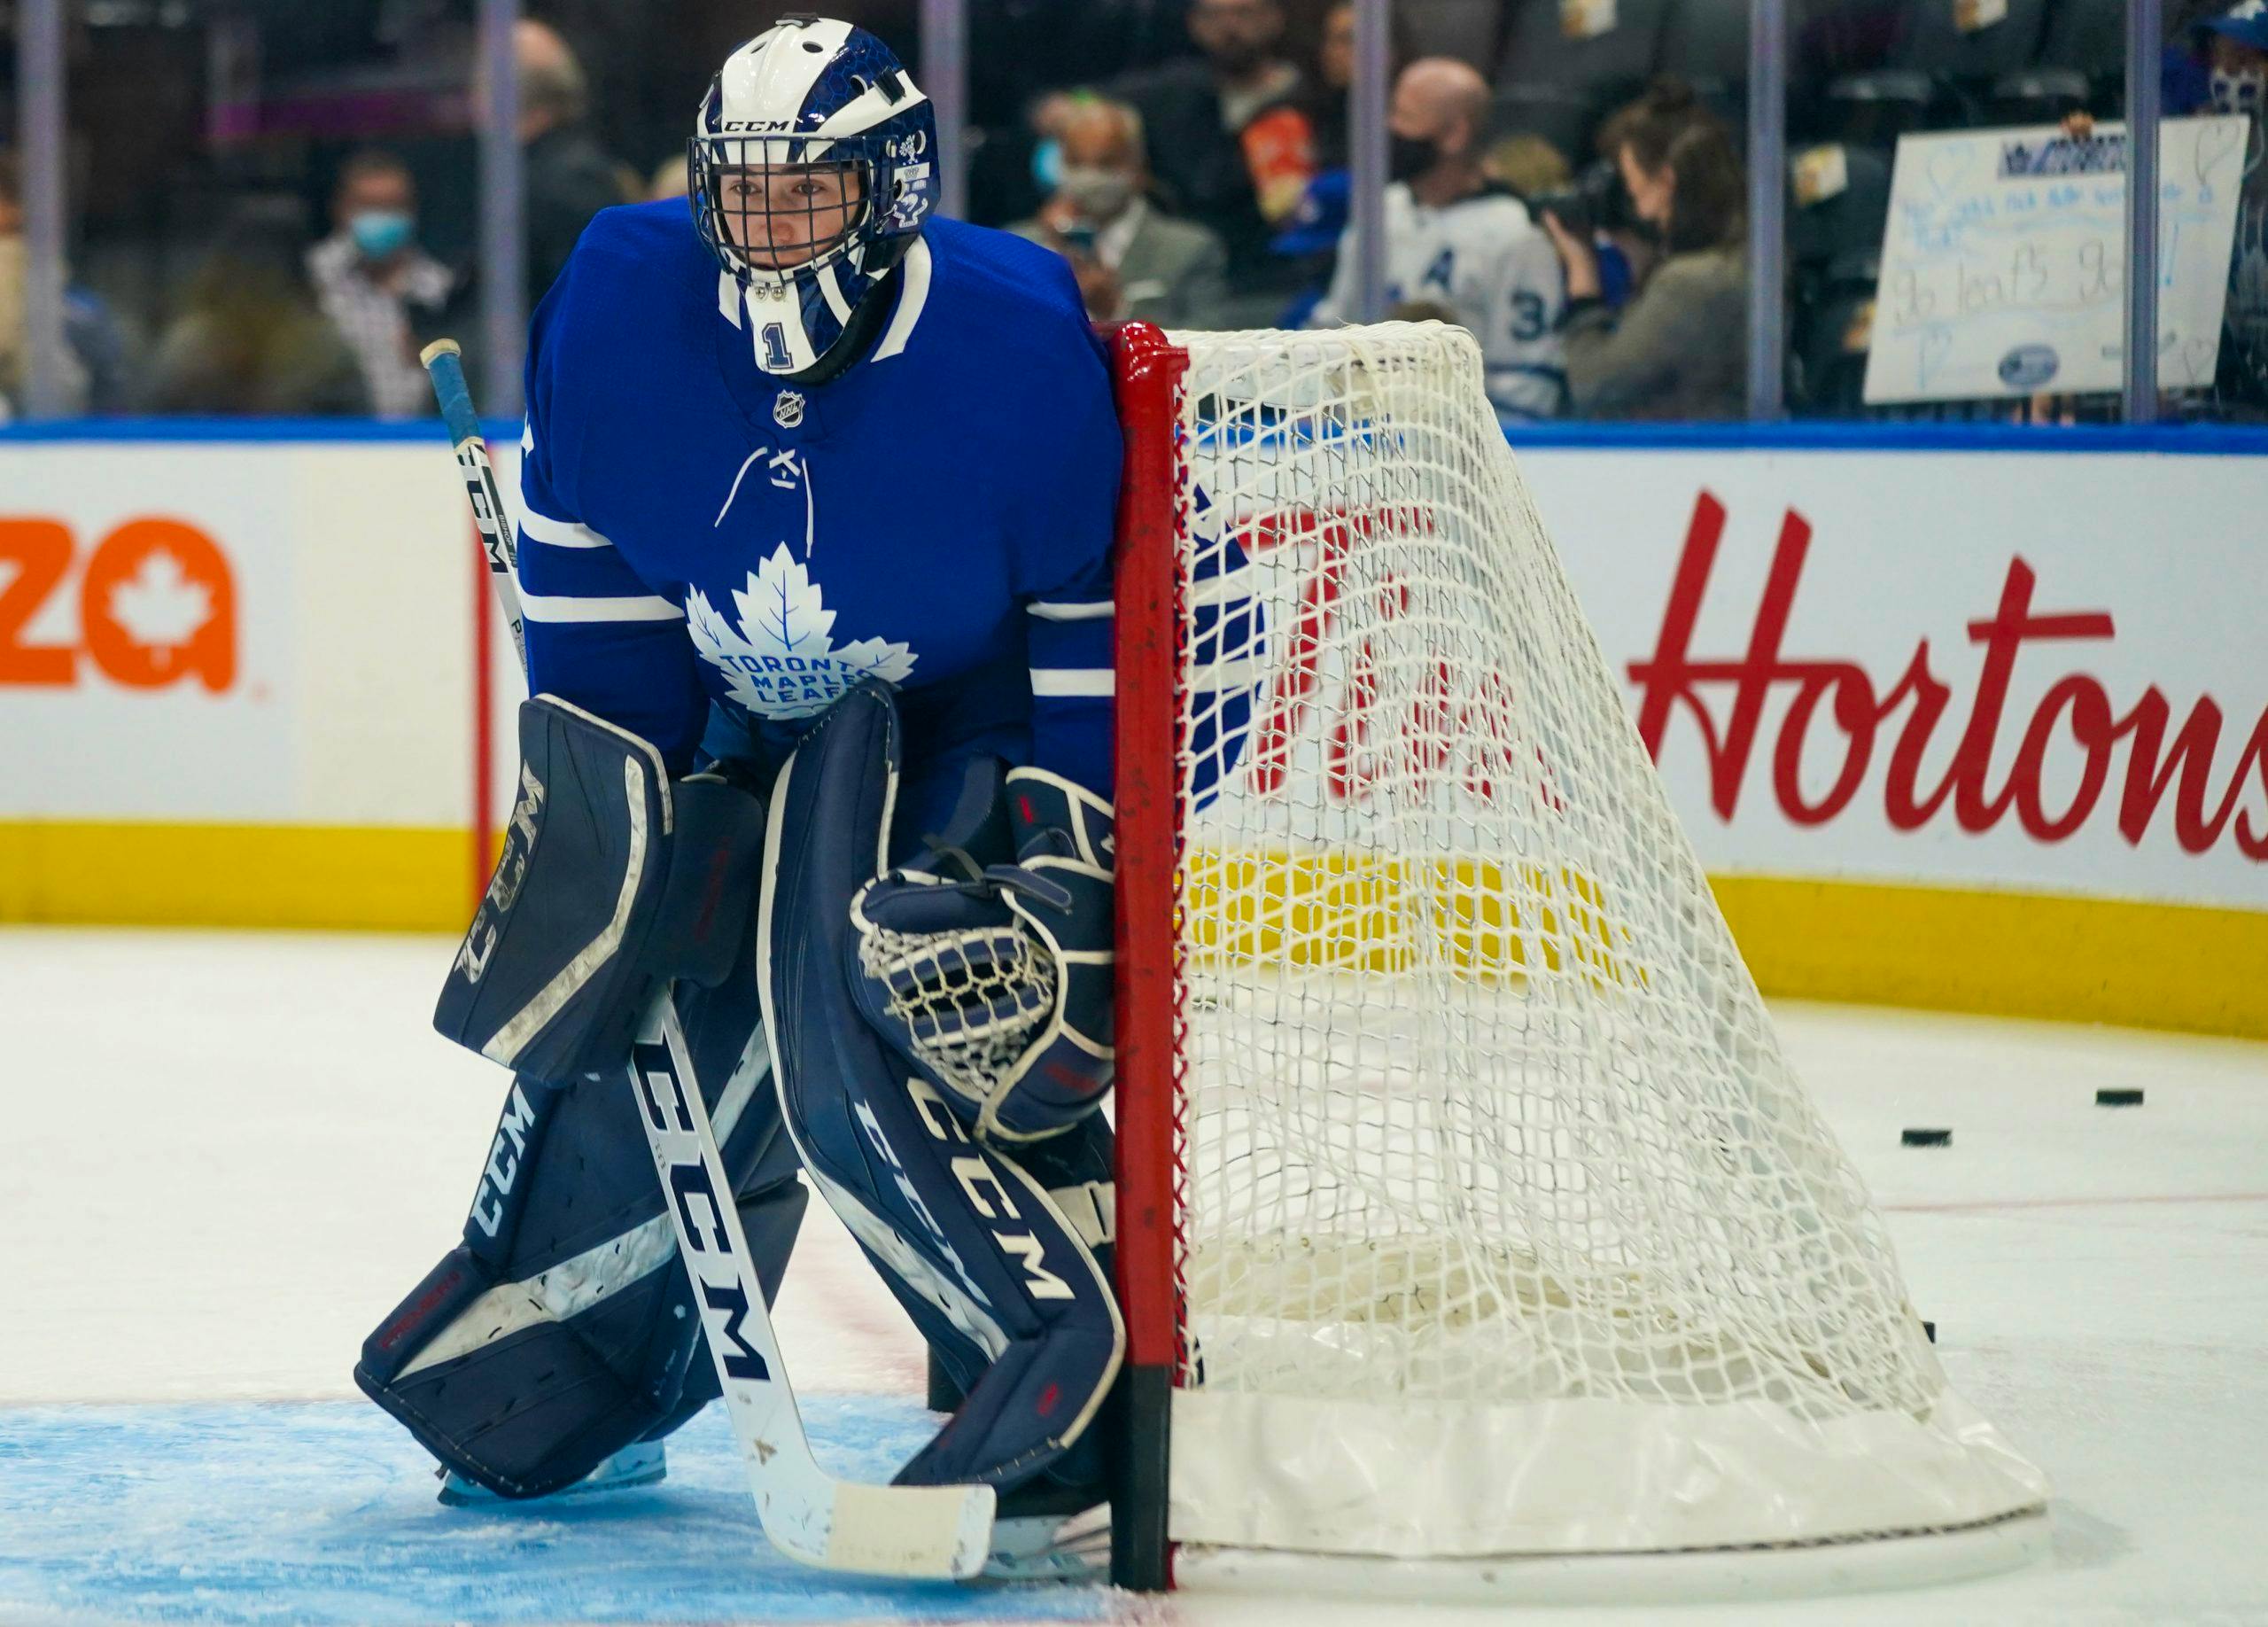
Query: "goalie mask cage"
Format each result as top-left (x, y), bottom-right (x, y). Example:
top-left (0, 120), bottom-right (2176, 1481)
top-left (1101, 321), bottom-right (2048, 1604)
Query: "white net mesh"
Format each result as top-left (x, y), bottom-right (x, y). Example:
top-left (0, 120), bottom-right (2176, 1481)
top-left (1155, 323), bottom-right (2046, 1561)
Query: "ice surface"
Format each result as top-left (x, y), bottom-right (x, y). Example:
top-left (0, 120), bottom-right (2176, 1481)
top-left (0, 1400), bottom-right (1106, 1626)
top-left (2, 927), bottom-right (2263, 1625)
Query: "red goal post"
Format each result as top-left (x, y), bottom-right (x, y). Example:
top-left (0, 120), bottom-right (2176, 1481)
top-left (1105, 321), bottom-right (1190, 1592)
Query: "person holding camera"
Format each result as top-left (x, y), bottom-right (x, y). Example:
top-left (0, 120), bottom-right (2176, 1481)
top-left (1309, 58), bottom-right (1567, 420)
top-left (1541, 79), bottom-right (1748, 420)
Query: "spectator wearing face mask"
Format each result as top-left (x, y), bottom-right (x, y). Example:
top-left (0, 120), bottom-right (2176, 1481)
top-left (1308, 58), bottom-right (1568, 421)
top-left (2202, 0), bottom-right (2268, 112)
top-left (307, 150), bottom-right (456, 419)
top-left (1011, 96), bottom-right (1231, 328)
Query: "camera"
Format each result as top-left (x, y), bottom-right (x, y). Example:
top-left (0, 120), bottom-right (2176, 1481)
top-left (1533, 157), bottom-right (1635, 240)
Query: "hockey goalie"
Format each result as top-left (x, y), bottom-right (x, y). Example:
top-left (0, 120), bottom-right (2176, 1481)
top-left (355, 17), bottom-right (1148, 1568)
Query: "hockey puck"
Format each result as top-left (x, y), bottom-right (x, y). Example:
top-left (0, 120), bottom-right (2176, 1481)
top-left (1922, 1320), bottom-right (1937, 1344)
top-left (2096, 1088), bottom-right (2145, 1107)
top-left (1901, 1128), bottom-right (1952, 1147)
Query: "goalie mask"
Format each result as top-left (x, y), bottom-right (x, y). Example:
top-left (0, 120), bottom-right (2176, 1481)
top-left (690, 16), bottom-right (936, 376)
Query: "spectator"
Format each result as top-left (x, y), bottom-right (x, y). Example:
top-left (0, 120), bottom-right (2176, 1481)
top-left (1308, 0), bottom-right (1356, 167)
top-left (1542, 80), bottom-right (1748, 420)
top-left (307, 151), bottom-right (456, 420)
top-left (0, 150), bottom-right (71, 417)
top-left (2059, 4), bottom-right (2267, 419)
top-left (1011, 97), bottom-right (1231, 327)
top-left (1266, 165), bottom-right (1349, 326)
top-left (2203, 0), bottom-right (2267, 113)
top-left (1115, 0), bottom-right (1317, 312)
top-left (0, 149), bottom-right (131, 416)
top-left (1301, 0), bottom-right (1416, 167)
top-left (969, 86), bottom-right (1083, 226)
top-left (1026, 90), bottom-right (1092, 204)
top-left (2201, 0), bottom-right (2267, 414)
top-left (1484, 132), bottom-right (1573, 199)
top-left (1309, 58), bottom-right (1567, 421)
top-left (1387, 296), bottom-right (1461, 324)
top-left (145, 198), bottom-right (369, 416)
top-left (515, 19), bottom-right (632, 308)
top-left (648, 153), bottom-right (690, 203)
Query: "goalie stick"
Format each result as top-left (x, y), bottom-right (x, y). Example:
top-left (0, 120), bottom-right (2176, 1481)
top-left (417, 339), bottom-right (998, 1581)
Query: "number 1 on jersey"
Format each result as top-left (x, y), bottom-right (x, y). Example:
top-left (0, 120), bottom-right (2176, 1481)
top-left (760, 323), bottom-right (792, 370)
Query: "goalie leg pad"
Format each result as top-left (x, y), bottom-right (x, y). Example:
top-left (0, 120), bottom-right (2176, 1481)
top-left (759, 682), bottom-right (1124, 1491)
top-left (434, 695), bottom-right (767, 1086)
top-left (358, 940), bottom-right (804, 1499)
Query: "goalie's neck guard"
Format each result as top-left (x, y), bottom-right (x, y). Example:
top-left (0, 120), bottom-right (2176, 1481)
top-left (689, 16), bottom-right (937, 378)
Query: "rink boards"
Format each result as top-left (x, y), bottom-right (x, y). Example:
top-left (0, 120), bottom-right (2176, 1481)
top-left (0, 420), bottom-right (2261, 1037)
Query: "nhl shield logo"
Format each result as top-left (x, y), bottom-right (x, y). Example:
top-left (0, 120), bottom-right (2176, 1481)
top-left (773, 390), bottom-right (805, 428)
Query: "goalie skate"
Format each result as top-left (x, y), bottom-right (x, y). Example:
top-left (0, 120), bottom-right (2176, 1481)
top-left (434, 1440), bottom-right (667, 1506)
top-left (983, 1486), bottom-right (1112, 1583)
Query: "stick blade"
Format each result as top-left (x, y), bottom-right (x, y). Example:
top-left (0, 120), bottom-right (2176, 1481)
top-left (762, 1477), bottom-right (997, 1580)
top-left (829, 1481), bottom-right (997, 1580)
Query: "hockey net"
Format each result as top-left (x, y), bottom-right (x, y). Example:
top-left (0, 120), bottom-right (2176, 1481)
top-left (1105, 322), bottom-right (2047, 1597)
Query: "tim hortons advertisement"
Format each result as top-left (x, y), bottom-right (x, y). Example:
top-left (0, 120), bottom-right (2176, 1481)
top-left (1518, 449), bottom-right (2268, 913)
top-left (4, 437), bottom-right (2259, 922)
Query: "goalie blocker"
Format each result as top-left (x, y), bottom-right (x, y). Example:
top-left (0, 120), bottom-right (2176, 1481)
top-left (361, 687), bottom-right (1122, 1513)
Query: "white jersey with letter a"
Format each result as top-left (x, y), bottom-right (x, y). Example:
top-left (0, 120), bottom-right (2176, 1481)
top-left (1311, 181), bottom-right (1567, 420)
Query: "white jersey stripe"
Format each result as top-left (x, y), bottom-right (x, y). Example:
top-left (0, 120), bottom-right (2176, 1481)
top-left (872, 238), bottom-right (933, 362)
top-left (520, 590), bottom-right (684, 625)
top-left (519, 508), bottom-right (615, 549)
top-left (1030, 667), bottom-right (1115, 697)
top-left (815, 261), bottom-right (856, 325)
top-left (1028, 599), bottom-right (1115, 622)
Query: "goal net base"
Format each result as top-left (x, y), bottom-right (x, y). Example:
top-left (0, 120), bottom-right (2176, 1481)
top-left (1170, 1386), bottom-right (2050, 1561)
top-left (1174, 1510), bottom-right (2053, 1607)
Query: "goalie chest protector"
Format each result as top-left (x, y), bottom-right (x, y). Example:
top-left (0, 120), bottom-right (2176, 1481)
top-left (519, 202), bottom-right (1123, 793)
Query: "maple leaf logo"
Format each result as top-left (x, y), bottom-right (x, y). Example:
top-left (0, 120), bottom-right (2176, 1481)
top-left (686, 544), bottom-right (918, 720)
top-left (106, 548), bottom-right (214, 650)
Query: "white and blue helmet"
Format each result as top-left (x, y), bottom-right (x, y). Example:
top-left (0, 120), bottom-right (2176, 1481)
top-left (690, 16), bottom-right (936, 374)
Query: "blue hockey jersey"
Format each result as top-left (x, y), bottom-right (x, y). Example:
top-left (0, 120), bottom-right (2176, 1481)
top-left (516, 202), bottom-right (1121, 802)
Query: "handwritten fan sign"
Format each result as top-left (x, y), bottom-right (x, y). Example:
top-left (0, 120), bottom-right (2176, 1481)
top-left (1864, 116), bottom-right (2249, 403)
